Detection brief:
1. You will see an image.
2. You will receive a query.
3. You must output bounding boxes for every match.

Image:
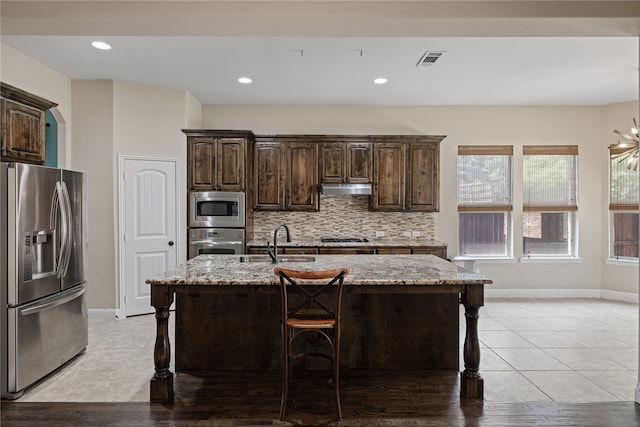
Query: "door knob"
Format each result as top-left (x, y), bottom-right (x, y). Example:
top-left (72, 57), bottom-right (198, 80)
top-left (168, 241), bottom-right (174, 246)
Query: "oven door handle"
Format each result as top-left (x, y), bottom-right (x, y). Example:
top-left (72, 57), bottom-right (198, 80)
top-left (190, 240), bottom-right (244, 246)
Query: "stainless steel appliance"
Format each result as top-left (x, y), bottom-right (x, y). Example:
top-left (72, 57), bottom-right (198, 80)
top-left (1, 162), bottom-right (88, 399)
top-left (190, 191), bottom-right (245, 228)
top-left (188, 228), bottom-right (244, 259)
top-left (188, 191), bottom-right (246, 260)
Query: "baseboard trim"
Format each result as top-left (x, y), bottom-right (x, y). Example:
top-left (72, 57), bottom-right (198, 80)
top-left (600, 290), bottom-right (639, 304)
top-left (88, 308), bottom-right (119, 320)
top-left (486, 289), bottom-right (602, 299)
top-left (487, 288), bottom-right (639, 303)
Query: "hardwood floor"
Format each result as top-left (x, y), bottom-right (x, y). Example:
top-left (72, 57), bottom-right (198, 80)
top-left (3, 370), bottom-right (639, 426)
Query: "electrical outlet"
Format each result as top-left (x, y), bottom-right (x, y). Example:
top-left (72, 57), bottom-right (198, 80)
top-left (403, 231), bottom-right (412, 237)
top-left (412, 231), bottom-right (421, 237)
top-left (375, 231), bottom-right (385, 237)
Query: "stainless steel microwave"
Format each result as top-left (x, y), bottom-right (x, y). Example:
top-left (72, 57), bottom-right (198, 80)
top-left (190, 191), bottom-right (245, 228)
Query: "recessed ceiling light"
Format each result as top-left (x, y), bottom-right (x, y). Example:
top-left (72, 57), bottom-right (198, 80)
top-left (373, 78), bottom-right (388, 85)
top-left (91, 41), bottom-right (111, 50)
top-left (238, 77), bottom-right (252, 84)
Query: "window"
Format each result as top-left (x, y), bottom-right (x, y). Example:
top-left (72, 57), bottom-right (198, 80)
top-left (457, 145), bottom-right (512, 257)
top-left (522, 145), bottom-right (578, 257)
top-left (609, 146), bottom-right (639, 259)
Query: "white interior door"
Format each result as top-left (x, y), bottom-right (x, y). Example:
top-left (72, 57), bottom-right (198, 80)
top-left (120, 156), bottom-right (179, 317)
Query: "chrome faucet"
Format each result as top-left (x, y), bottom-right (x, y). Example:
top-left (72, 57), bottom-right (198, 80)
top-left (267, 224), bottom-right (291, 263)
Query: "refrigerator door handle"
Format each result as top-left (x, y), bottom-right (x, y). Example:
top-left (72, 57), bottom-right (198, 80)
top-left (51, 181), bottom-right (70, 278)
top-left (50, 182), bottom-right (61, 275)
top-left (59, 181), bottom-right (74, 277)
top-left (19, 285), bottom-right (86, 316)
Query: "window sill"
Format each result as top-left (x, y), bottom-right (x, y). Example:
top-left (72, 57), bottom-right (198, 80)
top-left (605, 258), bottom-right (638, 266)
top-left (520, 257), bottom-right (582, 264)
top-left (452, 256), bottom-right (517, 264)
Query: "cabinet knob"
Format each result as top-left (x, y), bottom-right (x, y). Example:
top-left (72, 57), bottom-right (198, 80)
top-left (168, 240), bottom-right (174, 246)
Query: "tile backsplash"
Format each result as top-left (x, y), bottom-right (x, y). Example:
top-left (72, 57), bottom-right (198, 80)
top-left (252, 195), bottom-right (434, 240)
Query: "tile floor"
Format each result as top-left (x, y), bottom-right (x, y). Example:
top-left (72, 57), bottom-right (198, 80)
top-left (16, 298), bottom-right (639, 403)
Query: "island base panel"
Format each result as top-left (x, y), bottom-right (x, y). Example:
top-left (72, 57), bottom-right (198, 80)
top-left (175, 292), bottom-right (459, 371)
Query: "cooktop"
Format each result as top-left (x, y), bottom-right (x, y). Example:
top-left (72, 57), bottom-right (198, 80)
top-left (320, 237), bottom-right (370, 243)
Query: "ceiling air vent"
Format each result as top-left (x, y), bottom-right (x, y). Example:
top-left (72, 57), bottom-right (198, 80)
top-left (417, 51), bottom-right (445, 67)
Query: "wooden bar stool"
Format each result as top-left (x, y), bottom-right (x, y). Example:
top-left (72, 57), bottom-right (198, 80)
top-left (274, 266), bottom-right (350, 421)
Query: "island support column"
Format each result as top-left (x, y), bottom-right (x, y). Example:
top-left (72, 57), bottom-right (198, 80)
top-left (150, 284), bottom-right (175, 402)
top-left (460, 285), bottom-right (484, 399)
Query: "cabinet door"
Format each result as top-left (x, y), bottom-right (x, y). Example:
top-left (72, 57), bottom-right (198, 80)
top-left (286, 143), bottom-right (318, 211)
top-left (412, 247), bottom-right (447, 259)
top-left (1, 99), bottom-right (46, 164)
top-left (320, 143), bottom-right (345, 183)
top-left (318, 247), bottom-right (375, 255)
top-left (376, 247), bottom-right (411, 255)
top-left (254, 143), bottom-right (285, 210)
top-left (217, 138), bottom-right (245, 191)
top-left (283, 247), bottom-right (319, 255)
top-left (189, 138), bottom-right (216, 190)
top-left (406, 143), bottom-right (438, 211)
top-left (346, 143), bottom-right (372, 183)
top-left (371, 143), bottom-right (405, 211)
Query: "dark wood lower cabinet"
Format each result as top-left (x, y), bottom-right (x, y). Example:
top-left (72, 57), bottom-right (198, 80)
top-left (317, 247), bottom-right (376, 255)
top-left (377, 247), bottom-right (411, 255)
top-left (175, 292), bottom-right (458, 371)
top-left (282, 247), bottom-right (318, 254)
top-left (247, 245), bottom-right (447, 258)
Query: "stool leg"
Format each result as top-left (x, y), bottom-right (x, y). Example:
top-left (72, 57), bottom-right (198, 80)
top-left (334, 331), bottom-right (342, 420)
top-left (280, 328), bottom-right (289, 421)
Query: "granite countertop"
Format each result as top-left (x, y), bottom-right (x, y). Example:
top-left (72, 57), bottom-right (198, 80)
top-left (145, 254), bottom-right (491, 286)
top-left (246, 237), bottom-right (448, 248)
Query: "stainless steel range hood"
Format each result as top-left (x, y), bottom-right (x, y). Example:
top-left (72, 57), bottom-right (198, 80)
top-left (320, 183), bottom-right (372, 196)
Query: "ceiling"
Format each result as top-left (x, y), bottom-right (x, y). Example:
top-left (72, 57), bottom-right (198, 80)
top-left (1, 1), bottom-right (638, 106)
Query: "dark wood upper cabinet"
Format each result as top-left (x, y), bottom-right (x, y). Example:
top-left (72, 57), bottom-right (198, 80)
top-left (370, 136), bottom-right (442, 212)
top-left (254, 138), bottom-right (318, 211)
top-left (320, 142), bottom-right (372, 184)
top-left (371, 143), bottom-right (405, 211)
top-left (346, 143), bottom-right (372, 183)
top-left (319, 143), bottom-right (344, 183)
top-left (287, 142), bottom-right (318, 211)
top-left (185, 131), bottom-right (442, 214)
top-left (253, 142), bottom-right (286, 210)
top-left (406, 142), bottom-right (439, 211)
top-left (184, 130), bottom-right (253, 191)
top-left (1, 82), bottom-right (57, 165)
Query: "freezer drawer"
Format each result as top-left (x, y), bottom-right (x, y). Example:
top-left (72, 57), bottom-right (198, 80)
top-left (4, 284), bottom-right (88, 397)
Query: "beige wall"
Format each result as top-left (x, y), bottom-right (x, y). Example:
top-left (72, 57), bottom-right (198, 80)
top-left (203, 103), bottom-right (639, 295)
top-left (71, 80), bottom-right (117, 307)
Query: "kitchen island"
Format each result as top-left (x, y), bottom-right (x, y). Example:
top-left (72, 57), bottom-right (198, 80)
top-left (146, 254), bottom-right (491, 403)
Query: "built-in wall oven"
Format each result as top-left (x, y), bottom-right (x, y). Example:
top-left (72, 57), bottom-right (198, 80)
top-left (188, 191), bottom-right (245, 259)
top-left (188, 228), bottom-right (244, 259)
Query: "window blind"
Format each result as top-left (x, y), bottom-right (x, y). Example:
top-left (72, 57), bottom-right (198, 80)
top-left (457, 145), bottom-right (512, 212)
top-left (523, 145), bottom-right (578, 212)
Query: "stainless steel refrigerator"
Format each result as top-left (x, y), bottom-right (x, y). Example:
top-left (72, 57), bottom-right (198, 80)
top-left (1, 162), bottom-right (88, 399)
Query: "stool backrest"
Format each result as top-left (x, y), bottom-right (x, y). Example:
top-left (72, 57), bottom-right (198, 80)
top-left (274, 267), bottom-right (350, 322)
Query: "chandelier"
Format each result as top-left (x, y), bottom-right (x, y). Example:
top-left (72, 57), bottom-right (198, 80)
top-left (611, 118), bottom-right (640, 171)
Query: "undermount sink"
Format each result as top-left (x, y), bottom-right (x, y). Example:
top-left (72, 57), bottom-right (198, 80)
top-left (239, 255), bottom-right (316, 263)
